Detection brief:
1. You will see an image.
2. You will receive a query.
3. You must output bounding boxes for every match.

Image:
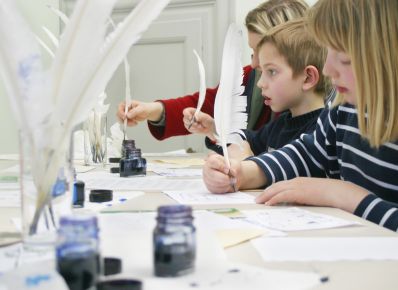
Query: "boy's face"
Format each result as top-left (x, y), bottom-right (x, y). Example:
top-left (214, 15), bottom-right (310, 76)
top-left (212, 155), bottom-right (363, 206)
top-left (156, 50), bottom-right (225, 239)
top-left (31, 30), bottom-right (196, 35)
top-left (257, 43), bottom-right (306, 114)
top-left (323, 48), bottom-right (356, 105)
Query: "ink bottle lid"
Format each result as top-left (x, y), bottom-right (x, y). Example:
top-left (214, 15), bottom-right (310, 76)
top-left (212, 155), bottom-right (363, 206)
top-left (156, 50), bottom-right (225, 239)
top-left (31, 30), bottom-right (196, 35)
top-left (56, 214), bottom-right (100, 290)
top-left (97, 279), bottom-right (142, 290)
top-left (153, 205), bottom-right (196, 277)
top-left (89, 189), bottom-right (113, 203)
top-left (119, 140), bottom-right (146, 177)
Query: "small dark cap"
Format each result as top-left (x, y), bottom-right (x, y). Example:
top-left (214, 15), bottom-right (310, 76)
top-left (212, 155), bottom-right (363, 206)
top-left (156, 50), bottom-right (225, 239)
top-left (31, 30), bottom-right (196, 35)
top-left (110, 167), bottom-right (120, 174)
top-left (97, 279), bottom-right (142, 290)
top-left (104, 257), bottom-right (122, 276)
top-left (109, 157), bottom-right (121, 163)
top-left (89, 189), bottom-right (113, 203)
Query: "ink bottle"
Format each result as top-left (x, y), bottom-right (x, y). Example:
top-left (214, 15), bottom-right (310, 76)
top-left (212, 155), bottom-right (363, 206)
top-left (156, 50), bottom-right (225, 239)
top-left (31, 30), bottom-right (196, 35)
top-left (153, 205), bottom-right (196, 277)
top-left (119, 140), bottom-right (146, 177)
top-left (56, 215), bottom-right (100, 290)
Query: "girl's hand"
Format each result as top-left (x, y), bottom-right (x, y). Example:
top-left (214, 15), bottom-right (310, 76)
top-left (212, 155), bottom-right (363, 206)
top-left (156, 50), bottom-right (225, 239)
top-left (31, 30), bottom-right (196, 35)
top-left (256, 177), bottom-right (369, 213)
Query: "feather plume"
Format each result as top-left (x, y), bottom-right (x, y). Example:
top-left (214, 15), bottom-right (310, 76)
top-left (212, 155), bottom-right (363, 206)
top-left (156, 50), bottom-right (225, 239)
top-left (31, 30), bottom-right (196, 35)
top-left (214, 24), bottom-right (247, 168)
top-left (47, 5), bottom-right (69, 25)
top-left (35, 35), bottom-right (55, 58)
top-left (42, 26), bottom-right (59, 48)
top-left (109, 18), bottom-right (131, 138)
top-left (192, 49), bottom-right (206, 117)
top-left (0, 0), bottom-right (46, 130)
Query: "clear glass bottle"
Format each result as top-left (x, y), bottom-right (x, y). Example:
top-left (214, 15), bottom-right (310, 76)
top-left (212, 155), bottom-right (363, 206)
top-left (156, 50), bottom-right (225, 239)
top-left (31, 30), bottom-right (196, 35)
top-left (56, 215), bottom-right (100, 290)
top-left (119, 140), bottom-right (146, 177)
top-left (153, 205), bottom-right (196, 277)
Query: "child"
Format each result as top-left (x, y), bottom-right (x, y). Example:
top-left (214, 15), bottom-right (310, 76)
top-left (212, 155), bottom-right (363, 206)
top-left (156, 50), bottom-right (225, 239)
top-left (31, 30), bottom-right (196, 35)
top-left (117, 0), bottom-right (308, 139)
top-left (203, 0), bottom-right (398, 232)
top-left (184, 18), bottom-right (328, 160)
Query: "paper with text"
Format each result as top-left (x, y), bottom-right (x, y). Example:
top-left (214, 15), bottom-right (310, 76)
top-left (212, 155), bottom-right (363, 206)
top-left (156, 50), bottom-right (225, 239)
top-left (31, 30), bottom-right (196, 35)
top-left (241, 207), bottom-right (359, 231)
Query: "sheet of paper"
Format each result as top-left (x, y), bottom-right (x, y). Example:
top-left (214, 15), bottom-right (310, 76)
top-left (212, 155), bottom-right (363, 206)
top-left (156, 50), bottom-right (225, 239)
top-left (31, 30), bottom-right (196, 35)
top-left (0, 165), bottom-right (19, 174)
top-left (145, 262), bottom-right (321, 290)
top-left (78, 171), bottom-right (206, 191)
top-left (241, 207), bottom-right (359, 231)
top-left (252, 237), bottom-right (398, 261)
top-left (0, 154), bottom-right (19, 161)
top-left (153, 168), bottom-right (202, 177)
top-left (143, 149), bottom-right (188, 157)
top-left (147, 162), bottom-right (189, 171)
top-left (164, 189), bottom-right (255, 205)
top-left (0, 190), bottom-right (20, 207)
top-left (152, 158), bottom-right (205, 166)
top-left (83, 190), bottom-right (144, 212)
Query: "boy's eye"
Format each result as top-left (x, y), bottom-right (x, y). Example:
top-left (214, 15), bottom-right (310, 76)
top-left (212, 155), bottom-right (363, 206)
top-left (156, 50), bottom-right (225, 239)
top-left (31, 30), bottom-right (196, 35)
top-left (267, 69), bottom-right (276, 76)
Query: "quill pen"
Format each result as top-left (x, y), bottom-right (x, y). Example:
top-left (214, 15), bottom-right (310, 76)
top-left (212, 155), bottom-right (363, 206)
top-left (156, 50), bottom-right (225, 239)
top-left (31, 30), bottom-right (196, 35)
top-left (188, 49), bottom-right (206, 129)
top-left (109, 18), bottom-right (131, 140)
top-left (213, 24), bottom-right (247, 187)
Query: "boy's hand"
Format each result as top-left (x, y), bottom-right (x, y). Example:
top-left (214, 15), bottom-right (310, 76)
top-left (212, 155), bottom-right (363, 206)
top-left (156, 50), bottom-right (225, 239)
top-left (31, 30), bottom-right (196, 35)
top-left (117, 100), bottom-right (163, 126)
top-left (256, 177), bottom-right (369, 213)
top-left (183, 108), bottom-right (217, 141)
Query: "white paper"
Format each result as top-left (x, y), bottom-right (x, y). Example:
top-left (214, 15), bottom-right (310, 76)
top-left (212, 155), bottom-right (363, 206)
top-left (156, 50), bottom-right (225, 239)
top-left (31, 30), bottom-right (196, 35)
top-left (0, 154), bottom-right (19, 161)
top-left (84, 190), bottom-right (144, 212)
top-left (79, 171), bottom-right (206, 191)
top-left (153, 168), bottom-right (202, 177)
top-left (0, 190), bottom-right (20, 207)
top-left (143, 149), bottom-right (188, 157)
top-left (164, 189), bottom-right (255, 205)
top-left (241, 207), bottom-right (359, 231)
top-left (252, 237), bottom-right (398, 261)
top-left (147, 162), bottom-right (189, 171)
top-left (145, 262), bottom-right (320, 290)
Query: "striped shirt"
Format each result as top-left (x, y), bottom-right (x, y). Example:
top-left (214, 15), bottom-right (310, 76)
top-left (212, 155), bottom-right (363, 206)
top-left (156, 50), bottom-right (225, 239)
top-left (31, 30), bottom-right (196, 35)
top-left (248, 104), bottom-right (398, 231)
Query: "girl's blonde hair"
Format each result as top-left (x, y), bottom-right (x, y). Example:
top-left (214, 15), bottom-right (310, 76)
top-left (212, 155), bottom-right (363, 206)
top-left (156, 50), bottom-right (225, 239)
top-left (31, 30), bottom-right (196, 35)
top-left (245, 0), bottom-right (308, 34)
top-left (308, 0), bottom-right (398, 147)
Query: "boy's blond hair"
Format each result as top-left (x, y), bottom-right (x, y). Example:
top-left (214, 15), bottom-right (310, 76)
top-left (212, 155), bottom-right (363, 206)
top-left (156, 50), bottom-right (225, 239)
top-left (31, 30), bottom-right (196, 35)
top-left (245, 0), bottom-right (308, 34)
top-left (257, 18), bottom-right (330, 95)
top-left (308, 0), bottom-right (398, 147)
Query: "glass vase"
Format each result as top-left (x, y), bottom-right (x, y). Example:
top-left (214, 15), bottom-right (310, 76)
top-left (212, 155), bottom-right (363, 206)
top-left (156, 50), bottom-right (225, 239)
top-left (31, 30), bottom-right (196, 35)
top-left (83, 111), bottom-right (107, 166)
top-left (19, 129), bottom-right (73, 249)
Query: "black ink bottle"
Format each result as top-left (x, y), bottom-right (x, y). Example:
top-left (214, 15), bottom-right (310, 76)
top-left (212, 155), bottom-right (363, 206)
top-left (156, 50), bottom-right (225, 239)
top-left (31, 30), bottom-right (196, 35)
top-left (56, 215), bottom-right (100, 290)
top-left (119, 140), bottom-right (146, 177)
top-left (153, 205), bottom-right (196, 277)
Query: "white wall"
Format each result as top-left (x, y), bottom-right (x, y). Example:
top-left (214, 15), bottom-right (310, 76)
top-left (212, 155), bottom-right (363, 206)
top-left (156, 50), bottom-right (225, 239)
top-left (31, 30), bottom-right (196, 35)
top-left (0, 1), bottom-right (59, 154)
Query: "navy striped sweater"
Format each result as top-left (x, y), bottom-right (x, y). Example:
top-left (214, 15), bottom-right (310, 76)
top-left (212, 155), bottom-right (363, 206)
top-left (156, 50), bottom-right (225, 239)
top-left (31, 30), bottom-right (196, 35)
top-left (248, 104), bottom-right (398, 231)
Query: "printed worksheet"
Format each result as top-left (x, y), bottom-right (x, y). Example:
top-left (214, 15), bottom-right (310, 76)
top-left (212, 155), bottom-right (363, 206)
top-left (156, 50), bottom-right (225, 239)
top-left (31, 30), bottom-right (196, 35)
top-left (241, 207), bottom-right (360, 231)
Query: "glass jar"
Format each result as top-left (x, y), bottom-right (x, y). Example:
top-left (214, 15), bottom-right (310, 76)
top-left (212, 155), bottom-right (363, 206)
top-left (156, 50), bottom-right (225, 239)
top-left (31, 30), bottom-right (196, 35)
top-left (119, 140), bottom-right (146, 177)
top-left (19, 129), bottom-right (73, 248)
top-left (56, 214), bottom-right (100, 290)
top-left (83, 111), bottom-right (107, 166)
top-left (153, 205), bottom-right (196, 277)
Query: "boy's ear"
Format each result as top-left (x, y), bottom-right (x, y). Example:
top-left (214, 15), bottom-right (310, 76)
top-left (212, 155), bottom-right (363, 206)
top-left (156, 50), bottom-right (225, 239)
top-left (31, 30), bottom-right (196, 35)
top-left (302, 65), bottom-right (319, 91)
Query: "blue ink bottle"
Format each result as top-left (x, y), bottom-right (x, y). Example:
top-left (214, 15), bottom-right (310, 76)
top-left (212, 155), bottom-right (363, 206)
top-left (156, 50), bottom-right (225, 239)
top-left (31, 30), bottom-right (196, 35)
top-left (153, 205), bottom-right (196, 277)
top-left (119, 140), bottom-right (146, 177)
top-left (56, 215), bottom-right (100, 290)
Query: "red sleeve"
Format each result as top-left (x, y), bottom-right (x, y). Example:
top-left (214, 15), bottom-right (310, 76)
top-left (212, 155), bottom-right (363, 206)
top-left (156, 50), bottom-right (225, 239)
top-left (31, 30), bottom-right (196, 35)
top-left (148, 65), bottom-right (253, 140)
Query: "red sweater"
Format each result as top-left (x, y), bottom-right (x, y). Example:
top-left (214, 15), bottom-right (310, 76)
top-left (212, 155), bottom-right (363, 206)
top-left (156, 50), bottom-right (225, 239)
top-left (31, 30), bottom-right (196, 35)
top-left (148, 65), bottom-right (273, 140)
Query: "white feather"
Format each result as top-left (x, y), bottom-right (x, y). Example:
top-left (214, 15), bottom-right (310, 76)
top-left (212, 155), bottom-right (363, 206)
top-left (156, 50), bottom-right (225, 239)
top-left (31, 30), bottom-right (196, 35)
top-left (47, 5), bottom-right (69, 25)
top-left (35, 35), bottom-right (55, 58)
top-left (193, 49), bottom-right (206, 117)
top-left (214, 24), bottom-right (247, 168)
top-left (42, 26), bottom-right (59, 48)
top-left (0, 0), bottom-right (47, 130)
